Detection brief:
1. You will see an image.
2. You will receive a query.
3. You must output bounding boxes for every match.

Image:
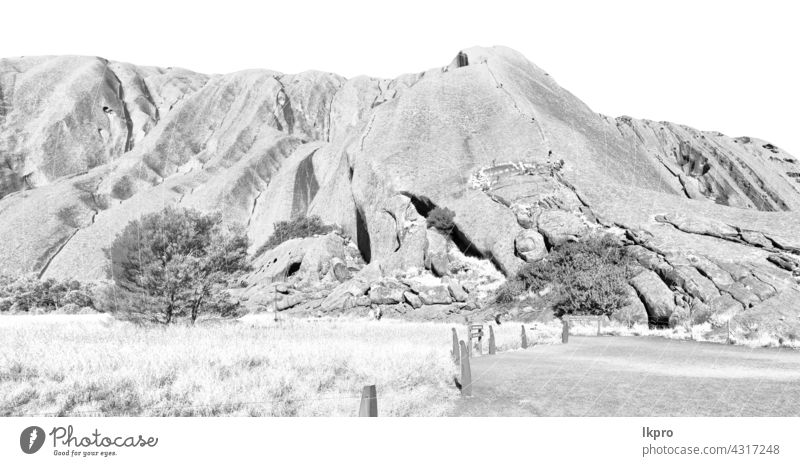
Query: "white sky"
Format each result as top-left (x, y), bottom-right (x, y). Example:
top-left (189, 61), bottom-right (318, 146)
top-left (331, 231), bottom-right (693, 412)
top-left (3, 0), bottom-right (798, 155)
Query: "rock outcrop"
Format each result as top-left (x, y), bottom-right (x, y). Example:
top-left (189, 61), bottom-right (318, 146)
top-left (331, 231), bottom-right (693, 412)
top-left (1, 47), bottom-right (799, 326)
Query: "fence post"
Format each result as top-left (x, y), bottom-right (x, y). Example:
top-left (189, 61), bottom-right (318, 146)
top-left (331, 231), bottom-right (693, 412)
top-left (459, 340), bottom-right (472, 396)
top-left (451, 328), bottom-right (460, 364)
top-left (488, 325), bottom-right (496, 355)
top-left (727, 319), bottom-right (731, 344)
top-left (467, 325), bottom-right (473, 357)
top-left (520, 324), bottom-right (528, 349)
top-left (562, 319), bottom-right (569, 344)
top-left (597, 317), bottom-right (601, 336)
top-left (359, 385), bottom-right (378, 417)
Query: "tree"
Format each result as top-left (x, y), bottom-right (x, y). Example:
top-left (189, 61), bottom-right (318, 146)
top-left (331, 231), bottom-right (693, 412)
top-left (427, 206), bottom-right (456, 231)
top-left (106, 207), bottom-right (249, 324)
top-left (498, 234), bottom-right (636, 316)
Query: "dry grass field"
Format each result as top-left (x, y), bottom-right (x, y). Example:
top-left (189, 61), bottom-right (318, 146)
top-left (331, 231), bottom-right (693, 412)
top-left (4, 314), bottom-right (796, 417)
top-left (0, 315), bottom-right (531, 417)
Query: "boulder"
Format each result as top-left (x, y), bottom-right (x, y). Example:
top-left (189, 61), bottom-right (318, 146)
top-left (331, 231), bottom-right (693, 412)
top-left (429, 253), bottom-right (451, 277)
top-left (355, 295), bottom-right (372, 307)
top-left (331, 259), bottom-right (351, 283)
top-left (514, 229), bottom-right (547, 262)
top-left (630, 270), bottom-right (676, 322)
top-left (368, 280), bottom-right (407, 305)
top-left (425, 228), bottom-right (451, 277)
top-left (611, 285), bottom-right (649, 326)
top-left (689, 300), bottom-right (714, 324)
top-left (445, 279), bottom-right (469, 302)
top-left (247, 233), bottom-right (345, 285)
top-left (672, 265), bottom-right (720, 303)
top-left (536, 210), bottom-right (588, 246)
top-left (276, 294), bottom-right (304, 311)
top-left (426, 228), bottom-right (449, 259)
top-left (668, 306), bottom-right (691, 328)
top-left (319, 263), bottom-right (382, 312)
top-left (403, 291), bottom-right (423, 309)
top-left (378, 195), bottom-right (429, 273)
top-left (412, 285), bottom-right (453, 305)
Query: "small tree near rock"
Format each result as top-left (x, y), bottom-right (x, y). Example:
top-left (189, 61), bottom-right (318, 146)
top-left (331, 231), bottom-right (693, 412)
top-left (106, 207), bottom-right (250, 324)
top-left (427, 206), bottom-right (456, 232)
top-left (495, 234), bottom-right (636, 316)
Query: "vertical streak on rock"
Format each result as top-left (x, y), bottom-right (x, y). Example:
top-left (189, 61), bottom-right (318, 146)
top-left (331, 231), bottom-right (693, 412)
top-left (291, 149), bottom-right (320, 218)
top-left (104, 63), bottom-right (135, 153)
top-left (37, 229), bottom-right (80, 279)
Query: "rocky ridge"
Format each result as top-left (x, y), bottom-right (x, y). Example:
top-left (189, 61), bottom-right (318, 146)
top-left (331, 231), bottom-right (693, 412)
top-left (0, 47), bottom-right (798, 330)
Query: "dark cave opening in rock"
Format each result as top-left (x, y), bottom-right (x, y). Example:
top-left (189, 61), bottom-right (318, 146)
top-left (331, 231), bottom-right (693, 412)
top-left (399, 190), bottom-right (499, 270)
top-left (286, 261), bottom-right (301, 277)
top-left (403, 192), bottom-right (435, 217)
top-left (450, 224), bottom-right (486, 261)
top-left (355, 207), bottom-right (371, 263)
top-left (456, 51), bottom-right (469, 68)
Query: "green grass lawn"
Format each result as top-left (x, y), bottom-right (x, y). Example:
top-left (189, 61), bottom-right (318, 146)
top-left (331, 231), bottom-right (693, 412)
top-left (455, 336), bottom-right (800, 416)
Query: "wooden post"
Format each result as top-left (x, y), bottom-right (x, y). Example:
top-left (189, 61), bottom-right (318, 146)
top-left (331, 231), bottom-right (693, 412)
top-left (597, 317), bottom-right (601, 336)
top-left (488, 325), bottom-right (496, 355)
top-left (562, 319), bottom-right (569, 344)
top-left (520, 324), bottom-right (528, 349)
top-left (359, 385), bottom-right (377, 417)
top-left (459, 341), bottom-right (472, 396)
top-left (727, 319), bottom-right (731, 344)
top-left (467, 325), bottom-right (473, 357)
top-left (451, 328), bottom-right (460, 364)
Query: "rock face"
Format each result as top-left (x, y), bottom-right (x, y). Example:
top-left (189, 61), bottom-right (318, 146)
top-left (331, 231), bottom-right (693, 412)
top-left (1, 47), bottom-right (799, 326)
top-left (631, 270), bottom-right (677, 324)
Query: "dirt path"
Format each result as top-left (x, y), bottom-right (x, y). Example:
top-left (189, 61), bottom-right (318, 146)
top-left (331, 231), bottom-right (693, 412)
top-left (453, 336), bottom-right (800, 416)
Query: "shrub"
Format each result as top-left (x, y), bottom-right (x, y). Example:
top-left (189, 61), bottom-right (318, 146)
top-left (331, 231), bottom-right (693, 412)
top-left (0, 274), bottom-right (94, 313)
top-left (494, 279), bottom-right (526, 304)
top-left (111, 175), bottom-right (135, 200)
top-left (427, 206), bottom-right (456, 231)
top-left (496, 234), bottom-right (636, 316)
top-left (105, 207), bottom-right (250, 324)
top-left (255, 215), bottom-right (335, 257)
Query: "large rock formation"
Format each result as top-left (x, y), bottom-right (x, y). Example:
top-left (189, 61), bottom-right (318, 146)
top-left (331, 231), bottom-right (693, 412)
top-left (1, 47), bottom-right (798, 326)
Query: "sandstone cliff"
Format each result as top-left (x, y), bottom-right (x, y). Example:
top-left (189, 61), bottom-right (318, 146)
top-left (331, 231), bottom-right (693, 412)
top-left (1, 47), bottom-right (798, 328)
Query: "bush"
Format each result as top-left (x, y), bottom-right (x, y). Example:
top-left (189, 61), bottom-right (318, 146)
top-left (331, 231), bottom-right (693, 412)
top-left (105, 207), bottom-right (250, 324)
top-left (255, 215), bottom-right (335, 257)
top-left (496, 234), bottom-right (636, 316)
top-left (494, 279), bottom-right (526, 304)
top-left (111, 175), bottom-right (136, 200)
top-left (0, 274), bottom-right (94, 313)
top-left (427, 206), bottom-right (456, 231)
